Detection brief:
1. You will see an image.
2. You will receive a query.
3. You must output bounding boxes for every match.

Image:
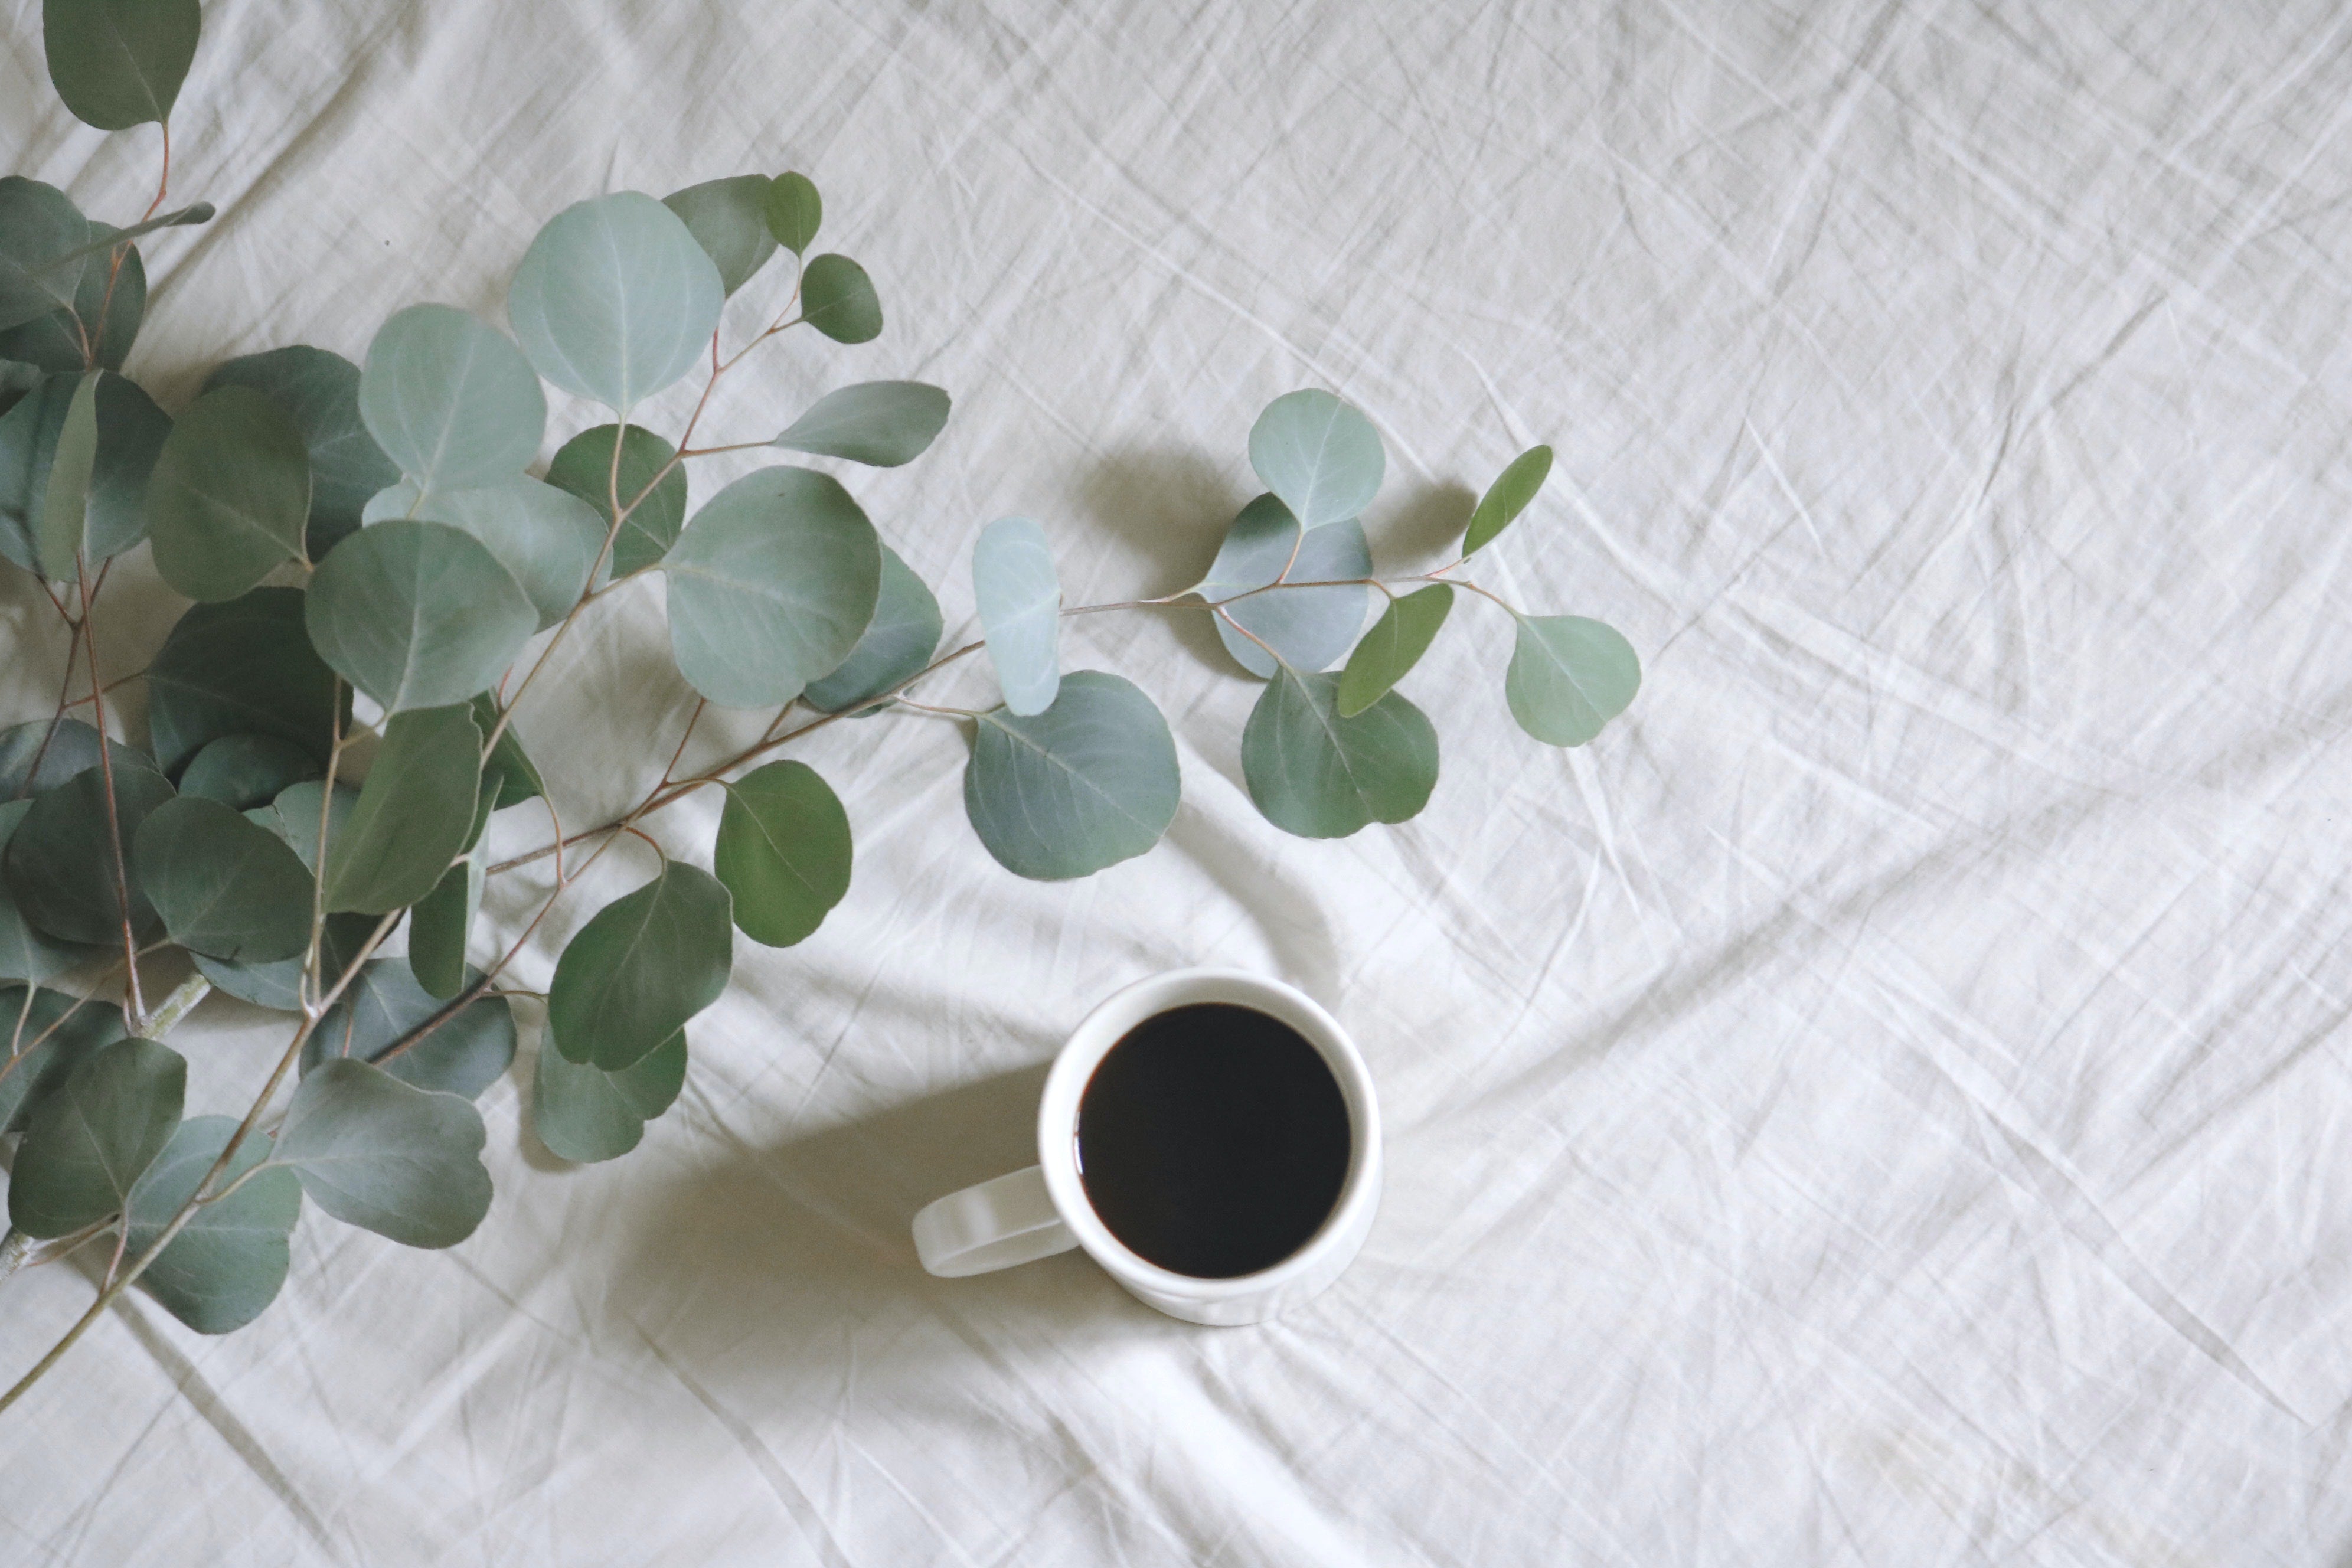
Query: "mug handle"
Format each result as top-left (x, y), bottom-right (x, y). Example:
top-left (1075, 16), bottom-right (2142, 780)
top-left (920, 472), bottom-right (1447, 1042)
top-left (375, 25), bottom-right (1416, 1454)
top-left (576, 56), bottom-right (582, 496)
top-left (913, 1167), bottom-right (1080, 1277)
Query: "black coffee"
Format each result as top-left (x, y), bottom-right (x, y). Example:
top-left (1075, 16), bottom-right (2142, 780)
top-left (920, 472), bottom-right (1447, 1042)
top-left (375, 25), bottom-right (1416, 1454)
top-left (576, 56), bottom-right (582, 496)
top-left (1074, 1002), bottom-right (1351, 1279)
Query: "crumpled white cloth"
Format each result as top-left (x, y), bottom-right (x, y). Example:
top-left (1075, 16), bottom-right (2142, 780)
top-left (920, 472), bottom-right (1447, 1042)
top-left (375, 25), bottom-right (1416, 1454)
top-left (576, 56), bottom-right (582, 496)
top-left (4, 0), bottom-right (2351, 1562)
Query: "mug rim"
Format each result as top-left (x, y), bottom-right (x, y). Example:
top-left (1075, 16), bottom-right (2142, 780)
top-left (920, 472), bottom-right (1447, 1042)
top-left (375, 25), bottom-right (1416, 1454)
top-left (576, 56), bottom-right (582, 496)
top-left (1034, 966), bottom-right (1381, 1303)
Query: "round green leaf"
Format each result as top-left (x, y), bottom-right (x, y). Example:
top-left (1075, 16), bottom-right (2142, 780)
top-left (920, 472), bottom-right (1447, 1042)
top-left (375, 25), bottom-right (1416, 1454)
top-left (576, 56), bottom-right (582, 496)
top-left (205, 345), bottom-right (400, 558)
top-left (261, 778), bottom-right (357, 877)
top-left (41, 0), bottom-right (199, 130)
top-left (531, 1029), bottom-right (685, 1164)
top-left (802, 544), bottom-right (942, 715)
top-left (147, 383), bottom-right (312, 600)
top-left (1462, 445), bottom-right (1553, 556)
top-left (0, 984), bottom-right (121, 1131)
top-left (0, 800), bottom-right (90, 984)
top-left (133, 795), bottom-right (312, 962)
top-left (1242, 667), bottom-right (1438, 839)
top-left (146, 587), bottom-right (344, 774)
top-left (661, 466), bottom-right (881, 709)
top-left (124, 1115), bottom-right (302, 1334)
top-left (176, 734), bottom-right (321, 810)
top-left (2, 757), bottom-right (174, 945)
top-left (306, 518), bottom-right (537, 713)
top-left (359, 303), bottom-right (545, 498)
top-left (662, 176), bottom-right (778, 297)
top-left (0, 178), bottom-right (93, 333)
top-left (545, 422), bottom-right (684, 578)
top-left (0, 223), bottom-right (145, 373)
top-left (322, 704), bottom-right (481, 914)
top-left (972, 515), bottom-right (1060, 716)
top-left (0, 716), bottom-right (145, 801)
top-left (270, 1057), bottom-right (491, 1249)
top-left (404, 855), bottom-right (482, 1000)
top-left (1504, 615), bottom-right (1641, 747)
top-left (192, 909), bottom-right (371, 1014)
top-left (963, 671), bottom-right (1180, 881)
top-left (715, 761), bottom-right (851, 948)
top-left (302, 959), bottom-right (514, 1100)
top-left (9, 1034), bottom-right (184, 1238)
top-left (1337, 583), bottom-right (1453, 717)
top-left (410, 476), bottom-right (605, 630)
top-left (1198, 494), bottom-right (1370, 678)
top-left (547, 861), bottom-right (732, 1070)
top-left (507, 192), bottom-right (724, 413)
top-left (1247, 390), bottom-right (1384, 531)
top-left (799, 254), bottom-right (881, 344)
top-left (765, 172), bottom-right (821, 255)
top-left (770, 381), bottom-right (950, 468)
top-left (0, 369), bottom-right (168, 578)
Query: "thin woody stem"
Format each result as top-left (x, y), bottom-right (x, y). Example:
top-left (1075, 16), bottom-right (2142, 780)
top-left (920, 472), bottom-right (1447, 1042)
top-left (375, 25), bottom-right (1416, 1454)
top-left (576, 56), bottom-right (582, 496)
top-left (76, 558), bottom-right (143, 1028)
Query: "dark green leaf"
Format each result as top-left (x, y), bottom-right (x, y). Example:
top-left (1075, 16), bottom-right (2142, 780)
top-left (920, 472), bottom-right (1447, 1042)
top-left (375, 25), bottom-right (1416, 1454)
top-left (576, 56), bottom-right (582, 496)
top-left (404, 857), bottom-right (481, 999)
top-left (0, 801), bottom-right (89, 983)
top-left (261, 779), bottom-right (358, 877)
top-left (41, 0), bottom-right (200, 129)
top-left (1247, 390), bottom-right (1383, 530)
top-left (0, 984), bottom-right (121, 1131)
top-left (765, 173), bottom-right (821, 255)
top-left (8, 1035), bottom-right (183, 1237)
top-left (133, 795), bottom-right (312, 961)
top-left (470, 694), bottom-right (543, 808)
top-left (0, 223), bottom-right (145, 373)
top-left (205, 345), bottom-right (400, 558)
top-left (1337, 584), bottom-right (1452, 716)
top-left (770, 381), bottom-right (949, 468)
top-left (322, 704), bottom-right (480, 914)
top-left (147, 384), bottom-right (312, 599)
top-left (1461, 445), bottom-right (1552, 556)
top-left (146, 587), bottom-right (344, 774)
top-left (33, 369), bottom-right (99, 579)
top-left (508, 192), bottom-right (724, 413)
top-left (661, 466), bottom-right (881, 709)
top-left (176, 734), bottom-right (321, 810)
top-left (0, 716), bottom-right (145, 801)
top-left (798, 254), bottom-right (881, 344)
top-left (531, 1029), bottom-right (685, 1164)
top-left (306, 518), bottom-right (536, 713)
top-left (545, 422), bottom-right (683, 578)
top-left (715, 762), bottom-right (851, 948)
top-left (972, 515), bottom-right (1060, 716)
top-left (192, 909), bottom-right (371, 1013)
top-left (270, 1058), bottom-right (491, 1248)
top-left (663, 176), bottom-right (778, 296)
top-left (1504, 615), bottom-right (1640, 747)
top-left (302, 959), bottom-right (514, 1100)
top-left (124, 1115), bottom-right (302, 1334)
top-left (1241, 668), bottom-right (1437, 839)
top-left (963, 671), bottom-right (1180, 880)
top-left (1197, 494), bottom-right (1370, 678)
top-left (0, 178), bottom-right (92, 332)
top-left (803, 544), bottom-right (942, 715)
top-left (358, 304), bottom-right (545, 498)
top-left (548, 861), bottom-right (731, 1070)
top-left (2, 757), bottom-right (174, 944)
top-left (0, 369), bottom-right (169, 576)
top-left (28, 202), bottom-right (211, 275)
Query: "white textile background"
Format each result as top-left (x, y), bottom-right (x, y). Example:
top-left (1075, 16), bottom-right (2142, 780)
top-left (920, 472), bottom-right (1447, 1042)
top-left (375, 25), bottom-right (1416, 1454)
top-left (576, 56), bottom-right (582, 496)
top-left (4, 0), bottom-right (2351, 1562)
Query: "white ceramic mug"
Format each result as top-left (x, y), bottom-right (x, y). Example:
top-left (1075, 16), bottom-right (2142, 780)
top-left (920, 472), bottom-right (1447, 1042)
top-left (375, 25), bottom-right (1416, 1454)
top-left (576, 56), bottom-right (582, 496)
top-left (911, 968), bottom-right (1382, 1326)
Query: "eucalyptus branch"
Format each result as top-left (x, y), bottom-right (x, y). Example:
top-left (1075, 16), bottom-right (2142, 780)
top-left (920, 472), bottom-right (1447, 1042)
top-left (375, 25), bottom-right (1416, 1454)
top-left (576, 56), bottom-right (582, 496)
top-left (74, 558), bottom-right (143, 1029)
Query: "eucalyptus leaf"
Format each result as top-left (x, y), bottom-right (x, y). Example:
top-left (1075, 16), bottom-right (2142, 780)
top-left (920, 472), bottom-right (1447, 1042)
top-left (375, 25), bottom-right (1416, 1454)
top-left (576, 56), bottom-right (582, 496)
top-left (1462, 445), bottom-right (1553, 556)
top-left (471, 694), bottom-right (543, 808)
top-left (0, 801), bottom-right (87, 984)
top-left (3, 757), bottom-right (174, 945)
top-left (0, 223), bottom-right (143, 373)
top-left (147, 384), bottom-right (312, 599)
top-left (531, 1029), bottom-right (686, 1164)
top-left (507, 191), bottom-right (724, 412)
top-left (261, 779), bottom-right (358, 877)
top-left (124, 1115), bottom-right (302, 1334)
top-left (205, 345), bottom-right (400, 557)
top-left (0, 716), bottom-right (145, 801)
top-left (972, 515), bottom-right (1060, 716)
top-left (0, 369), bottom-right (169, 576)
top-left (146, 588), bottom-right (344, 773)
top-left (33, 369), bottom-right (99, 579)
top-left (41, 0), bottom-right (200, 129)
top-left (8, 1035), bottom-right (184, 1238)
top-left (1337, 583), bottom-right (1452, 716)
top-left (714, 762), bottom-right (851, 948)
top-left (546, 422), bottom-right (683, 577)
top-left (411, 476), bottom-right (605, 630)
top-left (770, 381), bottom-right (950, 468)
top-left (30, 202), bottom-right (212, 276)
top-left (322, 704), bottom-right (480, 914)
top-left (1247, 390), bottom-right (1384, 531)
top-left (133, 795), bottom-right (313, 962)
top-left (799, 254), bottom-right (881, 344)
top-left (0, 984), bottom-right (122, 1131)
top-left (1504, 615), bottom-right (1641, 747)
top-left (359, 304), bottom-right (545, 498)
top-left (661, 466), bottom-right (881, 709)
top-left (405, 856), bottom-right (481, 1000)
top-left (0, 178), bottom-right (92, 332)
top-left (1241, 668), bottom-right (1437, 839)
top-left (547, 860), bottom-right (732, 1070)
top-left (765, 172), bottom-right (821, 254)
top-left (663, 176), bottom-right (778, 296)
top-left (306, 518), bottom-right (537, 713)
top-left (1198, 495), bottom-right (1370, 678)
top-left (270, 1058), bottom-right (491, 1248)
top-left (303, 959), bottom-right (514, 1100)
top-left (802, 544), bottom-right (942, 715)
top-left (193, 910), bottom-right (371, 1014)
top-left (177, 734), bottom-right (321, 810)
top-left (963, 671), bottom-right (1180, 881)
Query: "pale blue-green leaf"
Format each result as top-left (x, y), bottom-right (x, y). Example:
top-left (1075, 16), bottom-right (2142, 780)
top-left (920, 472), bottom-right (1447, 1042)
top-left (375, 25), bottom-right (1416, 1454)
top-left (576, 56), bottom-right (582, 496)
top-left (662, 176), bottom-right (778, 296)
top-left (1198, 495), bottom-right (1370, 678)
top-left (531, 1030), bottom-right (686, 1164)
top-left (205, 345), bottom-right (400, 558)
top-left (507, 192), bottom-right (724, 412)
top-left (302, 959), bottom-right (514, 1100)
top-left (147, 384), bottom-right (312, 599)
top-left (133, 795), bottom-right (312, 961)
top-left (322, 704), bottom-right (479, 914)
top-left (410, 476), bottom-right (605, 630)
top-left (147, 589), bottom-right (343, 774)
top-left (963, 671), bottom-right (1179, 880)
top-left (262, 779), bottom-right (356, 877)
top-left (802, 544), bottom-right (941, 715)
top-left (1246, 389), bottom-right (1384, 530)
top-left (41, 0), bottom-right (200, 129)
top-left (124, 1116), bottom-right (302, 1334)
top-left (1241, 667), bottom-right (1438, 839)
top-left (270, 1058), bottom-right (491, 1248)
top-left (770, 382), bottom-right (949, 468)
top-left (972, 515), bottom-right (1060, 716)
top-left (306, 519), bottom-right (536, 713)
top-left (359, 304), bottom-right (545, 496)
top-left (2, 757), bottom-right (173, 945)
top-left (547, 861), bottom-right (731, 1070)
top-left (175, 734), bottom-right (320, 810)
top-left (1504, 615), bottom-right (1641, 747)
top-left (8, 1035), bottom-right (184, 1237)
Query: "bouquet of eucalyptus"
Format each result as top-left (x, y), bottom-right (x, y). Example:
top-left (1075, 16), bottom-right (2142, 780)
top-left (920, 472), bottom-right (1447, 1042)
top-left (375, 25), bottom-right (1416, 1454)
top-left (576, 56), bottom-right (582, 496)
top-left (0, 0), bottom-right (1639, 1407)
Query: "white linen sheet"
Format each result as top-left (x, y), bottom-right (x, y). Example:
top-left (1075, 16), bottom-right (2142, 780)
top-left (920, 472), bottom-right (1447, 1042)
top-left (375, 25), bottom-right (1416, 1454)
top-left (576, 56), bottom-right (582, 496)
top-left (4, 0), bottom-right (2351, 1562)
